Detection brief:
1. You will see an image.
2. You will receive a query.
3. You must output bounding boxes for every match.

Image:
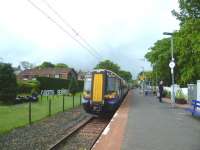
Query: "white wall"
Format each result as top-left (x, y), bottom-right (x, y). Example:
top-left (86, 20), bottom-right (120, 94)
top-left (164, 86), bottom-right (188, 99)
top-left (197, 80), bottom-right (200, 101)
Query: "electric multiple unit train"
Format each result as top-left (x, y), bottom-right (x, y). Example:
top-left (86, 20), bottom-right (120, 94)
top-left (82, 69), bottom-right (128, 114)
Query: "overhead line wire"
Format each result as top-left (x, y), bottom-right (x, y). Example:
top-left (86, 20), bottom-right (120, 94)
top-left (27, 0), bottom-right (101, 60)
top-left (41, 0), bottom-right (103, 59)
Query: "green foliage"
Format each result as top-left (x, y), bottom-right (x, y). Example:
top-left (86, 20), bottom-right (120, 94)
top-left (36, 77), bottom-right (83, 92)
top-left (37, 77), bottom-right (69, 90)
top-left (95, 60), bottom-right (120, 74)
top-left (118, 70), bottom-right (132, 81)
top-left (77, 80), bottom-right (84, 92)
top-left (0, 94), bottom-right (81, 134)
top-left (0, 63), bottom-right (17, 103)
top-left (95, 60), bottom-right (132, 81)
top-left (174, 19), bottom-right (200, 85)
top-left (68, 77), bottom-right (78, 95)
top-left (55, 63), bottom-right (69, 68)
top-left (145, 38), bottom-right (172, 86)
top-left (163, 90), bottom-right (171, 98)
top-left (172, 0), bottom-right (200, 23)
top-left (37, 62), bottom-right (69, 69)
top-left (17, 80), bottom-right (40, 94)
top-left (20, 61), bottom-right (34, 70)
top-left (38, 61), bottom-right (55, 68)
top-left (176, 89), bottom-right (186, 100)
top-left (146, 1), bottom-right (200, 86)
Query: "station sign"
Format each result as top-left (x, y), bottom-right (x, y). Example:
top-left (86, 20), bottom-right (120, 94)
top-left (41, 89), bottom-right (69, 96)
top-left (57, 89), bottom-right (69, 95)
top-left (169, 61), bottom-right (175, 69)
top-left (41, 90), bottom-right (55, 96)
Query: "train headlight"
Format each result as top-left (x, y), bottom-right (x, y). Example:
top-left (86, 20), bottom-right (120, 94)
top-left (83, 91), bottom-right (91, 99)
top-left (104, 92), bottom-right (117, 99)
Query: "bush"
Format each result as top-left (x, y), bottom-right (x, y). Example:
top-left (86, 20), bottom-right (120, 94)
top-left (17, 80), bottom-right (40, 94)
top-left (0, 63), bottom-right (17, 104)
top-left (69, 77), bottom-right (78, 95)
top-left (163, 90), bottom-right (171, 98)
top-left (77, 80), bottom-right (84, 92)
top-left (175, 89), bottom-right (187, 104)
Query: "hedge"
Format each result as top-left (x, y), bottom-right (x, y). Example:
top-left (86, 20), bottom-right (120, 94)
top-left (36, 77), bottom-right (84, 92)
top-left (0, 63), bottom-right (17, 103)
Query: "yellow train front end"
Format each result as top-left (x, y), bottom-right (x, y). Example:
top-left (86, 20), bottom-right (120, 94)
top-left (82, 69), bottom-right (128, 114)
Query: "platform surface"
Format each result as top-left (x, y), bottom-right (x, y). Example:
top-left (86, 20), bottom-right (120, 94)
top-left (122, 89), bottom-right (200, 150)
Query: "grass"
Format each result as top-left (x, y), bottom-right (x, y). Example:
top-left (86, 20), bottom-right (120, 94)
top-left (0, 93), bottom-right (82, 135)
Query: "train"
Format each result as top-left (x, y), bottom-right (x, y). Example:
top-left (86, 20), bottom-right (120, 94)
top-left (82, 69), bottom-right (128, 115)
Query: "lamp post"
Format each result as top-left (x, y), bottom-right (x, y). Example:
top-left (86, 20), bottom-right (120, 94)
top-left (163, 32), bottom-right (175, 107)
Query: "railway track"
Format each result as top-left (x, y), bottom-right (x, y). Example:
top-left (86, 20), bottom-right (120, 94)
top-left (48, 115), bottom-right (111, 150)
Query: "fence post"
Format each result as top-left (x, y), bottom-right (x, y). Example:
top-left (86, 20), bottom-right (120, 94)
top-left (80, 94), bottom-right (82, 105)
top-left (73, 95), bottom-right (74, 108)
top-left (29, 100), bottom-right (32, 124)
top-left (63, 95), bottom-right (65, 112)
top-left (41, 95), bottom-right (42, 103)
top-left (49, 99), bottom-right (51, 116)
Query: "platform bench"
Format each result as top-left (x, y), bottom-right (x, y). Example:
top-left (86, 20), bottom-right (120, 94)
top-left (186, 100), bottom-right (200, 117)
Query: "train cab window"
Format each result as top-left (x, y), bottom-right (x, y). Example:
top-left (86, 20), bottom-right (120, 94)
top-left (84, 78), bottom-right (92, 98)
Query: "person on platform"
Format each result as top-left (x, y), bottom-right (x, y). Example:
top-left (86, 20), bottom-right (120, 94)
top-left (158, 80), bottom-right (164, 102)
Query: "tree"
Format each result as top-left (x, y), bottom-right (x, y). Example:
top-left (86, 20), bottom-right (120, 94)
top-left (20, 61), bottom-right (34, 70)
top-left (0, 63), bottom-right (17, 104)
top-left (55, 63), bottom-right (69, 68)
top-left (145, 38), bottom-right (172, 86)
top-left (68, 77), bottom-right (78, 96)
top-left (39, 61), bottom-right (55, 68)
top-left (171, 0), bottom-right (200, 84)
top-left (145, 0), bottom-right (200, 86)
top-left (173, 19), bottom-right (200, 84)
top-left (95, 60), bottom-right (120, 74)
top-left (118, 70), bottom-right (132, 81)
top-left (172, 0), bottom-right (200, 24)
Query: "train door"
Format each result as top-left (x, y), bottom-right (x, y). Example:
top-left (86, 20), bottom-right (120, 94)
top-left (91, 72), bottom-right (105, 103)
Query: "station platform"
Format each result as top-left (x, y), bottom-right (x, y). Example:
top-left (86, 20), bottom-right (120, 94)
top-left (92, 89), bottom-right (200, 150)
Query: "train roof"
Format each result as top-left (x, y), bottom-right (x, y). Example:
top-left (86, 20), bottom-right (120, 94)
top-left (86, 69), bottom-right (126, 83)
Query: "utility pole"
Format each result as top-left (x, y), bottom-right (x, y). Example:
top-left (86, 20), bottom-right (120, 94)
top-left (163, 32), bottom-right (175, 107)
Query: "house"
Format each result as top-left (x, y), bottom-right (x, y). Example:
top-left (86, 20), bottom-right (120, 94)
top-left (77, 70), bottom-right (87, 80)
top-left (18, 68), bottom-right (77, 80)
top-left (13, 65), bottom-right (22, 75)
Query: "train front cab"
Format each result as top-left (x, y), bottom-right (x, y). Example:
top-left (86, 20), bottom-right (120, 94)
top-left (82, 71), bottom-right (105, 113)
top-left (82, 70), bottom-right (126, 114)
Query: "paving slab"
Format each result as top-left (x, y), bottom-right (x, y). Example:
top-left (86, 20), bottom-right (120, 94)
top-left (122, 89), bottom-right (200, 150)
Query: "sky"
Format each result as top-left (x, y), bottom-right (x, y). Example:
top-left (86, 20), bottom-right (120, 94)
top-left (0, 0), bottom-right (180, 78)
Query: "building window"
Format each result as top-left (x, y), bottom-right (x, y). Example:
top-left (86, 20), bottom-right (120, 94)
top-left (55, 74), bottom-right (59, 78)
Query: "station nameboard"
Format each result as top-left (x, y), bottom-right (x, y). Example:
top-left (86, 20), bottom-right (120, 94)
top-left (57, 89), bottom-right (69, 95)
top-left (41, 89), bottom-right (69, 96)
top-left (41, 90), bottom-right (55, 96)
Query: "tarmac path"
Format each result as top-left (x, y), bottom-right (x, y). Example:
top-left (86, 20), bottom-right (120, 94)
top-left (122, 89), bottom-right (200, 150)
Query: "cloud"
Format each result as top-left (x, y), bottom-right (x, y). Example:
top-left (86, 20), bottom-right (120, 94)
top-left (0, 0), bottom-right (180, 77)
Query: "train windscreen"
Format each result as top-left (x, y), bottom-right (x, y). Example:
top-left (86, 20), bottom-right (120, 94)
top-left (84, 78), bottom-right (92, 98)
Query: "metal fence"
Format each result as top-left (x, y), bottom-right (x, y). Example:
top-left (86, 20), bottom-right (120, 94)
top-left (0, 93), bottom-right (82, 134)
top-left (188, 84), bottom-right (197, 103)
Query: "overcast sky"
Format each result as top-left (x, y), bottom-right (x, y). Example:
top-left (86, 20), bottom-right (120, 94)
top-left (0, 0), bottom-right (180, 78)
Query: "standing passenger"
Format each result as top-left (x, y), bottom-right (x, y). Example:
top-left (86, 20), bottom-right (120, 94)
top-left (158, 80), bottom-right (163, 103)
